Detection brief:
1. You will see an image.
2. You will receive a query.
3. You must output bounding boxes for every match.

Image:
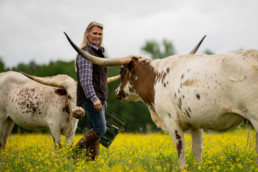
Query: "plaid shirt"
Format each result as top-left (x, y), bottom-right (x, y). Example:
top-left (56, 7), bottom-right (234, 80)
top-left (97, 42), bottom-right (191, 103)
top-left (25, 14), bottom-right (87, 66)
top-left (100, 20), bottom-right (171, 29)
top-left (77, 44), bottom-right (102, 103)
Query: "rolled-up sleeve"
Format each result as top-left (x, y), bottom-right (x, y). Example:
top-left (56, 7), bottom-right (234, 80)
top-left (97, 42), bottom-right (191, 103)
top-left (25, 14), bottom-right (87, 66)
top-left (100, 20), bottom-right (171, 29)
top-left (77, 54), bottom-right (98, 103)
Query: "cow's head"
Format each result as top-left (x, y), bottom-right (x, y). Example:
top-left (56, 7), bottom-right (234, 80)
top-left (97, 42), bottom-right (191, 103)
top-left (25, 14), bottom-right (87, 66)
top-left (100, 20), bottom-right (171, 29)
top-left (64, 32), bottom-right (205, 104)
top-left (20, 72), bottom-right (85, 119)
top-left (115, 56), bottom-right (156, 104)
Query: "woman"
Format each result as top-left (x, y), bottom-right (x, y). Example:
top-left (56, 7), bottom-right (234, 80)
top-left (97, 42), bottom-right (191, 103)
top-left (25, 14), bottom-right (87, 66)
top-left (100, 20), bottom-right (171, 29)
top-left (73, 22), bottom-right (107, 160)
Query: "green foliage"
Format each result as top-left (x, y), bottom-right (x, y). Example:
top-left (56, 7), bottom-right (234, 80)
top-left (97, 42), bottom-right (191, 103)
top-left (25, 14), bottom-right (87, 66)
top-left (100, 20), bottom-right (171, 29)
top-left (141, 39), bottom-right (176, 59)
top-left (11, 60), bottom-right (77, 79)
top-left (203, 49), bottom-right (214, 55)
top-left (0, 57), bottom-right (6, 72)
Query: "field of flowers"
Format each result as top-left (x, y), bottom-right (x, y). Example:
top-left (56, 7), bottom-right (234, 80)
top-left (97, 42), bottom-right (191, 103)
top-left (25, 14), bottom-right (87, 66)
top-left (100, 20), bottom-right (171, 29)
top-left (0, 128), bottom-right (257, 172)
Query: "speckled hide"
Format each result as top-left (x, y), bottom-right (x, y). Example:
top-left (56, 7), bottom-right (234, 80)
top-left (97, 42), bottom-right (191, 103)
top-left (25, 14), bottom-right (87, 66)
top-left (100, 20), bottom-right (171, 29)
top-left (0, 71), bottom-right (85, 148)
top-left (115, 49), bottom-right (258, 167)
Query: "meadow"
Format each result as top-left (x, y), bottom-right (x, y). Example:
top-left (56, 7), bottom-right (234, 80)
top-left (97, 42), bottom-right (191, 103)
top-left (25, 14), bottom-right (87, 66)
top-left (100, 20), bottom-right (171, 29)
top-left (0, 128), bottom-right (257, 172)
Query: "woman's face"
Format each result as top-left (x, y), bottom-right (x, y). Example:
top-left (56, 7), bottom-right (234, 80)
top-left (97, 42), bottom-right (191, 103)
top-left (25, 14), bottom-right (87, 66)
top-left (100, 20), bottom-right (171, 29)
top-left (88, 26), bottom-right (103, 46)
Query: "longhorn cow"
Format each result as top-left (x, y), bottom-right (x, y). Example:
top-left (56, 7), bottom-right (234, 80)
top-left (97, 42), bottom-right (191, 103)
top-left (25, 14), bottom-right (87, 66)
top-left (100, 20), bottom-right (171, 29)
top-left (65, 33), bottom-right (258, 167)
top-left (0, 71), bottom-right (86, 148)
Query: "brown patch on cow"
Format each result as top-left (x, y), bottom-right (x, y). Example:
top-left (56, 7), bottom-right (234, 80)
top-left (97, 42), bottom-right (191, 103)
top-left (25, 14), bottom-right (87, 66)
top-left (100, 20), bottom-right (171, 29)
top-left (119, 57), bottom-right (157, 104)
top-left (162, 72), bottom-right (167, 83)
top-left (166, 67), bottom-right (170, 73)
top-left (17, 88), bottom-right (42, 117)
top-left (177, 98), bottom-right (182, 110)
top-left (155, 68), bottom-right (169, 86)
top-left (175, 130), bottom-right (182, 156)
top-left (196, 94), bottom-right (200, 100)
top-left (54, 88), bottom-right (67, 96)
top-left (63, 99), bottom-right (70, 115)
top-left (185, 109), bottom-right (191, 118)
top-left (182, 79), bottom-right (199, 86)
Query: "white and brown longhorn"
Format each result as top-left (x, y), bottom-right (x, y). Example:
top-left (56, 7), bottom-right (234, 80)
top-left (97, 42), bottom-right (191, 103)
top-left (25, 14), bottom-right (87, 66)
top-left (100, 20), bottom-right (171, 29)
top-left (0, 71), bottom-right (86, 148)
top-left (65, 33), bottom-right (258, 168)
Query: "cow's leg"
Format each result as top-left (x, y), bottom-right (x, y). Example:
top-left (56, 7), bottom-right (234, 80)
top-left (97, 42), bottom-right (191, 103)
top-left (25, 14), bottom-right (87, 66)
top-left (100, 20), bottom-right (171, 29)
top-left (169, 128), bottom-right (186, 168)
top-left (163, 118), bottom-right (186, 168)
top-left (190, 128), bottom-right (203, 165)
top-left (48, 124), bottom-right (62, 148)
top-left (256, 132), bottom-right (258, 166)
top-left (65, 135), bottom-right (74, 147)
top-left (1, 117), bottom-right (14, 149)
top-left (247, 119), bottom-right (258, 166)
top-left (0, 118), bottom-right (5, 149)
top-left (248, 119), bottom-right (258, 166)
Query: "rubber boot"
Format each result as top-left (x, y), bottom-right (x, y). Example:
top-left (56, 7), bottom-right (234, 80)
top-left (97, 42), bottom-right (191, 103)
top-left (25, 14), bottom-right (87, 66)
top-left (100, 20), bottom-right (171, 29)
top-left (88, 139), bottom-right (100, 160)
top-left (72, 128), bottom-right (99, 159)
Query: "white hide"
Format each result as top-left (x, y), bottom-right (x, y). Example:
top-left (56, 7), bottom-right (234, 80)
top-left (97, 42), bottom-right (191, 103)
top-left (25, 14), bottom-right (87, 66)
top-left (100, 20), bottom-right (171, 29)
top-left (148, 49), bottom-right (258, 167)
top-left (0, 71), bottom-right (83, 148)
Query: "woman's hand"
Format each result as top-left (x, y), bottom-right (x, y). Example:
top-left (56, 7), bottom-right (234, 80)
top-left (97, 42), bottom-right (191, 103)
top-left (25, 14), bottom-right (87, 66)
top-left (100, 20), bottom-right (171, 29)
top-left (93, 99), bottom-right (103, 112)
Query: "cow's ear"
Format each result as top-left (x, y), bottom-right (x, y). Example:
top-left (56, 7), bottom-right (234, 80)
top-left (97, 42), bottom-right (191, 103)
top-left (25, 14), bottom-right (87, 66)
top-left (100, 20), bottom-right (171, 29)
top-left (55, 88), bottom-right (67, 96)
top-left (128, 59), bottom-right (137, 72)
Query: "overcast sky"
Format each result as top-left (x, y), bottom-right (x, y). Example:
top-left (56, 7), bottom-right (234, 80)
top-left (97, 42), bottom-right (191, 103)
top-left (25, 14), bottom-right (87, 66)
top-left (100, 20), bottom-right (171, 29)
top-left (0, 0), bottom-right (257, 67)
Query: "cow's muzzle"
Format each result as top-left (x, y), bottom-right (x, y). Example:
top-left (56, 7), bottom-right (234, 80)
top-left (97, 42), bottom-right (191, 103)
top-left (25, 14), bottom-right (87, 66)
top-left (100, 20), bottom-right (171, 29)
top-left (72, 109), bottom-right (85, 119)
top-left (114, 89), bottom-right (121, 100)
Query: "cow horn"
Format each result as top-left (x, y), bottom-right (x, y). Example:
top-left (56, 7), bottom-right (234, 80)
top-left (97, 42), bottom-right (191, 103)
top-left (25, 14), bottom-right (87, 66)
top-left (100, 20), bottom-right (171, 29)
top-left (64, 32), bottom-right (132, 66)
top-left (20, 72), bottom-right (64, 88)
top-left (188, 35), bottom-right (206, 54)
top-left (107, 75), bottom-right (120, 83)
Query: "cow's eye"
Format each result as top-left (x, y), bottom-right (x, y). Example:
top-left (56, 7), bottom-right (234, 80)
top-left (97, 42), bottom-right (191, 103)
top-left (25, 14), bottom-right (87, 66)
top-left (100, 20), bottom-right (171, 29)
top-left (68, 95), bottom-right (72, 99)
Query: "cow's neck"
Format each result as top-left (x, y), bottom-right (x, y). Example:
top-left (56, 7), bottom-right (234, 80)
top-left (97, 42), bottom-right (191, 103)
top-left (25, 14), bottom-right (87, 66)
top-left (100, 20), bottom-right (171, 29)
top-left (133, 61), bottom-right (156, 106)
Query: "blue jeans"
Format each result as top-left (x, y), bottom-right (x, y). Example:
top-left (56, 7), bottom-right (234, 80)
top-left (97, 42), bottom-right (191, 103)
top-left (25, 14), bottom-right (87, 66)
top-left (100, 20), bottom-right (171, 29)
top-left (81, 99), bottom-right (107, 138)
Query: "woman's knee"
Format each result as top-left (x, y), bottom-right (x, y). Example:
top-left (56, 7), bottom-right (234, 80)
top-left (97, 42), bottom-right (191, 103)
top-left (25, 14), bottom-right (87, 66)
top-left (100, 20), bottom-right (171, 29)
top-left (95, 125), bottom-right (107, 137)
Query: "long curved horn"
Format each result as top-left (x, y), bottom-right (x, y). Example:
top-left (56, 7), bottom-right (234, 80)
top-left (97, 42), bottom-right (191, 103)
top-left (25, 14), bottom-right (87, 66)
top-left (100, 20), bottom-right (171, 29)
top-left (20, 72), bottom-right (64, 88)
top-left (107, 75), bottom-right (120, 83)
top-left (188, 35), bottom-right (206, 54)
top-left (64, 32), bottom-right (132, 66)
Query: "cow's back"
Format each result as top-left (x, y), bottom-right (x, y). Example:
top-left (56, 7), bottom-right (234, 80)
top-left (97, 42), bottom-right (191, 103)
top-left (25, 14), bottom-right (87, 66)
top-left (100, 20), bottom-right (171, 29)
top-left (152, 50), bottom-right (258, 131)
top-left (0, 71), bottom-right (27, 109)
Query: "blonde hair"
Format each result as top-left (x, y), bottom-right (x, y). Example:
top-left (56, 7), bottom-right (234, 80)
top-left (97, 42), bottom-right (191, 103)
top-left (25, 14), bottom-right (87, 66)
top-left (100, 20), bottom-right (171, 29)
top-left (75, 22), bottom-right (104, 72)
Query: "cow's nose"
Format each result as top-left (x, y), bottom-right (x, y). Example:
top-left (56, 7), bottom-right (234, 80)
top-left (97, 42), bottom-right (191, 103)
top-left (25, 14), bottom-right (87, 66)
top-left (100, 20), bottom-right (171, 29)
top-left (114, 89), bottom-right (121, 99)
top-left (72, 110), bottom-right (85, 119)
